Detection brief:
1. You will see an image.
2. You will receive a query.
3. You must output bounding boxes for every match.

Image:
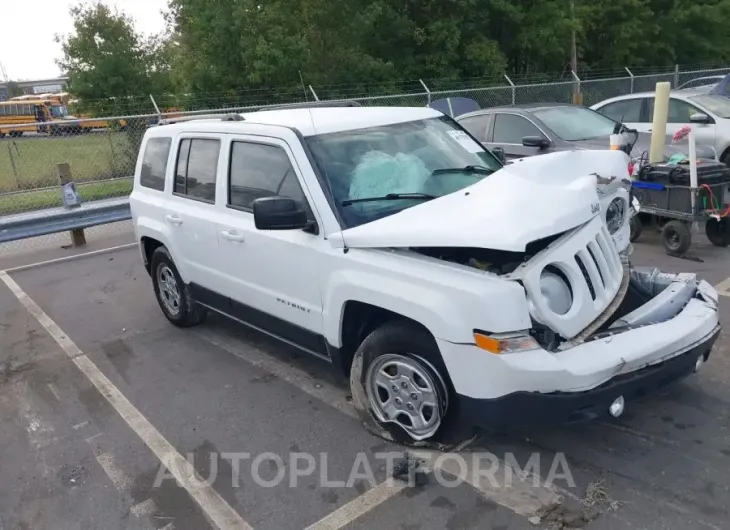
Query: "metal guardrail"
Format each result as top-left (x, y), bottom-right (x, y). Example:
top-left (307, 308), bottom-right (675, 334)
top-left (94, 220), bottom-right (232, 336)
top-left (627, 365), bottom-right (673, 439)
top-left (0, 197), bottom-right (130, 243)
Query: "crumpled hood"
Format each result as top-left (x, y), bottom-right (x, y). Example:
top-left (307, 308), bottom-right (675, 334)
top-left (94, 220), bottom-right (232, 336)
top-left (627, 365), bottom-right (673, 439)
top-left (337, 150), bottom-right (629, 252)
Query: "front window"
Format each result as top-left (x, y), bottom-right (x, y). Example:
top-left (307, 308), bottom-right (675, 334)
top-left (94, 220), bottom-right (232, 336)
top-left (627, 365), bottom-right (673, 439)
top-left (688, 94), bottom-right (730, 119)
top-left (532, 106), bottom-right (618, 141)
top-left (305, 116), bottom-right (502, 228)
top-left (51, 104), bottom-right (68, 117)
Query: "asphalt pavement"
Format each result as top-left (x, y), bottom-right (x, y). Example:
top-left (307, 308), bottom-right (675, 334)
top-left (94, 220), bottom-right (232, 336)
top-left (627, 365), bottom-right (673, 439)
top-left (1, 226), bottom-right (729, 530)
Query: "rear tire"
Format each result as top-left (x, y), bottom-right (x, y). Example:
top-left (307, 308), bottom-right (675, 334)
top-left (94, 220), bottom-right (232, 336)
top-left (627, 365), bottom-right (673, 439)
top-left (705, 218), bottom-right (730, 247)
top-left (150, 246), bottom-right (206, 327)
top-left (662, 220), bottom-right (692, 255)
top-left (352, 321), bottom-right (457, 444)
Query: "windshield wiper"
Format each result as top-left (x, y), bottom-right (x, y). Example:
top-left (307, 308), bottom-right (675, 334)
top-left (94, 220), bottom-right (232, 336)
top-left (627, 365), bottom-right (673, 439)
top-left (341, 192), bottom-right (437, 207)
top-left (431, 165), bottom-right (494, 176)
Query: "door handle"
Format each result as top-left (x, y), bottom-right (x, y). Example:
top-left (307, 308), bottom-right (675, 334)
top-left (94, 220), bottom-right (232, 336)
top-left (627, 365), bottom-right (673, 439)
top-left (165, 214), bottom-right (183, 225)
top-left (221, 229), bottom-right (245, 243)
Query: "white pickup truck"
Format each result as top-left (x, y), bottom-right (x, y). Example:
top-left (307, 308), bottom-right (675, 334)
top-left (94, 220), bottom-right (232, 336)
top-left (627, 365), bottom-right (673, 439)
top-left (130, 103), bottom-right (720, 443)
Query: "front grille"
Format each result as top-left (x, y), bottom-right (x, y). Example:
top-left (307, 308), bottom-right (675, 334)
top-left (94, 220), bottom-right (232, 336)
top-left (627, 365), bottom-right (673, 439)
top-left (518, 217), bottom-right (626, 340)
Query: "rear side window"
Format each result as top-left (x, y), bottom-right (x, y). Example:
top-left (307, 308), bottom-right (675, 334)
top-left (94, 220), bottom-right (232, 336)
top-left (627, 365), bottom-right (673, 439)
top-left (173, 138), bottom-right (220, 203)
top-left (597, 99), bottom-right (642, 122)
top-left (139, 137), bottom-right (172, 191)
top-left (458, 115), bottom-right (490, 141)
top-left (228, 142), bottom-right (306, 210)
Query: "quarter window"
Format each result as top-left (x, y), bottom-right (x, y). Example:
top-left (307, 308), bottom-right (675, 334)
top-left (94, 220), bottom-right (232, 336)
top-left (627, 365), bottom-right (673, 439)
top-left (139, 137), bottom-right (172, 191)
top-left (228, 142), bottom-right (306, 210)
top-left (173, 138), bottom-right (220, 202)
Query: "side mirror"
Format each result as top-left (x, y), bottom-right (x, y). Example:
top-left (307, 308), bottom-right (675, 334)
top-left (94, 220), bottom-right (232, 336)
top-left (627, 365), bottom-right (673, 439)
top-left (253, 196), bottom-right (308, 230)
top-left (491, 146), bottom-right (505, 164)
top-left (522, 135), bottom-right (549, 149)
top-left (689, 112), bottom-right (711, 124)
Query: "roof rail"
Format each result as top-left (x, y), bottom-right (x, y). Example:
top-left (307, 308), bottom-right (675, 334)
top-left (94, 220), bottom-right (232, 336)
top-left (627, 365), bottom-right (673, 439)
top-left (264, 100), bottom-right (362, 111)
top-left (157, 113), bottom-right (245, 125)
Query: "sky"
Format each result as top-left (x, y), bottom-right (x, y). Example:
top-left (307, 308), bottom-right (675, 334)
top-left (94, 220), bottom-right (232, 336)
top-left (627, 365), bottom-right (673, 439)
top-left (0, 0), bottom-right (169, 81)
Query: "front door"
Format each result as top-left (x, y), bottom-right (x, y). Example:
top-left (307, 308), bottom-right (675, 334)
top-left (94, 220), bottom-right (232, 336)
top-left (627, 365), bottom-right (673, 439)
top-left (485, 112), bottom-right (552, 160)
top-left (646, 97), bottom-right (717, 150)
top-left (215, 135), bottom-right (327, 356)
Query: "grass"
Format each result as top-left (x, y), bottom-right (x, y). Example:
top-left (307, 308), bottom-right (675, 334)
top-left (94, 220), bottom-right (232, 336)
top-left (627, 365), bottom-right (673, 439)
top-left (0, 131), bottom-right (134, 194)
top-left (0, 178), bottom-right (132, 216)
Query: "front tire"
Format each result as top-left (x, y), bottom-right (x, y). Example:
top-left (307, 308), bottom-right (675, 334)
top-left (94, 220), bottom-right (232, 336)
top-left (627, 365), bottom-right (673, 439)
top-left (150, 246), bottom-right (206, 327)
top-left (352, 321), bottom-right (453, 444)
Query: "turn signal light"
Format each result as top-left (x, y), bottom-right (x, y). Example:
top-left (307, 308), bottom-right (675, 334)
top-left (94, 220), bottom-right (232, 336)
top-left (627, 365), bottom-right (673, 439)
top-left (473, 332), bottom-right (540, 354)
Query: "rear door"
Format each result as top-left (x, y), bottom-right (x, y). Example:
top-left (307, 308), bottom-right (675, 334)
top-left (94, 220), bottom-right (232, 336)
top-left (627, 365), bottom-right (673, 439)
top-left (594, 97), bottom-right (645, 131)
top-left (485, 112), bottom-right (551, 159)
top-left (164, 133), bottom-right (228, 293)
top-left (457, 113), bottom-right (491, 143)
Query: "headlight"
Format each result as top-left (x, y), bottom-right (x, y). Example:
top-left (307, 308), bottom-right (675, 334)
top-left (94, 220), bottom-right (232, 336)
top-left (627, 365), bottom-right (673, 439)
top-left (605, 197), bottom-right (626, 234)
top-left (539, 270), bottom-right (572, 315)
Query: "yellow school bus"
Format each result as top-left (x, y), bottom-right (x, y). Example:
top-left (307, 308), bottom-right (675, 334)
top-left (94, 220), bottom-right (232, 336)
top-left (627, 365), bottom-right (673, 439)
top-left (0, 99), bottom-right (54, 137)
top-left (5, 94), bottom-right (127, 133)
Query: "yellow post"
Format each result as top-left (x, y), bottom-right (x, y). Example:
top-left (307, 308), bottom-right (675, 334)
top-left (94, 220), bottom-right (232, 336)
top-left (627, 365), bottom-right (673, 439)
top-left (649, 82), bottom-right (671, 163)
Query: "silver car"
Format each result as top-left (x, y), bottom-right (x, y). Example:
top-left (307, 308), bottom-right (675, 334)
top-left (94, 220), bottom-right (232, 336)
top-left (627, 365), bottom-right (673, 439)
top-left (676, 75), bottom-right (725, 92)
top-left (591, 90), bottom-right (730, 164)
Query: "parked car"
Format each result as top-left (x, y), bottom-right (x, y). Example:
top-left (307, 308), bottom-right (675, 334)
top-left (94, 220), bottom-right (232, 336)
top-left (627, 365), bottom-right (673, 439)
top-left (130, 103), bottom-right (720, 443)
top-left (591, 90), bottom-right (730, 164)
top-left (455, 103), bottom-right (717, 162)
top-left (677, 75), bottom-right (725, 92)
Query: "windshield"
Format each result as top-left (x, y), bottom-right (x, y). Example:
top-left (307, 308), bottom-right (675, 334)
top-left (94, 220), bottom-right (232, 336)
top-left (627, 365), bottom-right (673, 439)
top-left (532, 106), bottom-right (618, 141)
top-left (51, 104), bottom-right (68, 117)
top-left (305, 116), bottom-right (502, 228)
top-left (688, 94), bottom-right (730, 119)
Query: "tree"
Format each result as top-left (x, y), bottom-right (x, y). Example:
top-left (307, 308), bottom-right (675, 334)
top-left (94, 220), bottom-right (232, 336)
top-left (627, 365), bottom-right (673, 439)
top-left (56, 2), bottom-right (171, 115)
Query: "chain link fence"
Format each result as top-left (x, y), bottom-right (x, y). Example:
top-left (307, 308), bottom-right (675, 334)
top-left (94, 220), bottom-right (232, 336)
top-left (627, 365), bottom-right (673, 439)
top-left (1, 64), bottom-right (728, 230)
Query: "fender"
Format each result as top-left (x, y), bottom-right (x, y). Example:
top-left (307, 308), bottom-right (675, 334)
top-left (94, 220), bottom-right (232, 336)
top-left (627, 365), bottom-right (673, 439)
top-left (322, 264), bottom-right (532, 346)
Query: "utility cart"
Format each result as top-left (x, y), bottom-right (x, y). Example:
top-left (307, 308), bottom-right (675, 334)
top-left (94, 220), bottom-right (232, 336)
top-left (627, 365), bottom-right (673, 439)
top-left (630, 161), bottom-right (730, 255)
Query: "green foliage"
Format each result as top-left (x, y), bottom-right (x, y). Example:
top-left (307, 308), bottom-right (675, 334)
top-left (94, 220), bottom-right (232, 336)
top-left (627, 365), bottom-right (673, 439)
top-left (58, 0), bottom-right (730, 109)
top-left (56, 2), bottom-right (172, 116)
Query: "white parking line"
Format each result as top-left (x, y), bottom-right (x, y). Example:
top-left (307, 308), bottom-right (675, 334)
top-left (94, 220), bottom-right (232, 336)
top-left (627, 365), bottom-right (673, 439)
top-left (130, 498), bottom-right (157, 518)
top-left (714, 277), bottom-right (730, 297)
top-left (2, 242), bottom-right (137, 274)
top-left (47, 383), bottom-right (62, 401)
top-left (0, 271), bottom-right (252, 530)
top-left (95, 451), bottom-right (134, 491)
top-left (303, 478), bottom-right (408, 530)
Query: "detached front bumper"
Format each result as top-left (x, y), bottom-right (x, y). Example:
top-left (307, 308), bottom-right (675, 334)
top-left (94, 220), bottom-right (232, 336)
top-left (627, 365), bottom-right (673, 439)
top-left (437, 268), bottom-right (721, 427)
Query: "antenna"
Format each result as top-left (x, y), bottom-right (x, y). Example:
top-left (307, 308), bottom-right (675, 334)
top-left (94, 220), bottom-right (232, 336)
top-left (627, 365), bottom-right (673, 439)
top-left (298, 70), bottom-right (308, 101)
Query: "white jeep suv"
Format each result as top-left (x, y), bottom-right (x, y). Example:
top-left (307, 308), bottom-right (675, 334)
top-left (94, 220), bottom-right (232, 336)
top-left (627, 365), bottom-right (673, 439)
top-left (130, 103), bottom-right (720, 443)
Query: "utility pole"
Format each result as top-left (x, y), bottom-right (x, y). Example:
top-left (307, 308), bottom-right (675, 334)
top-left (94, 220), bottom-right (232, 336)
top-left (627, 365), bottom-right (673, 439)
top-left (570, 0), bottom-right (582, 104)
top-left (570, 1), bottom-right (577, 78)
